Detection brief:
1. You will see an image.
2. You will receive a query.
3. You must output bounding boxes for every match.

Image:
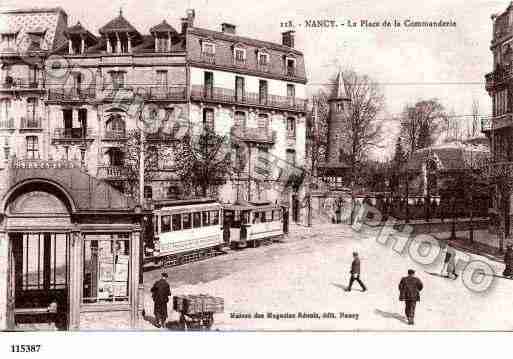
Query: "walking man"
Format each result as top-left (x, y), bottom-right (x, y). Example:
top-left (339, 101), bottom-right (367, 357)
top-left (346, 251), bottom-right (367, 292)
top-left (399, 269), bottom-right (423, 325)
top-left (151, 272), bottom-right (171, 328)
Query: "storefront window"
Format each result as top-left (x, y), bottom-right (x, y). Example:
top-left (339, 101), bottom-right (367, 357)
top-left (83, 235), bottom-right (130, 304)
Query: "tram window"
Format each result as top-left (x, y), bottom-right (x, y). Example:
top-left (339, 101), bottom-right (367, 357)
top-left (253, 212), bottom-right (260, 224)
top-left (193, 212), bottom-right (202, 228)
top-left (267, 210), bottom-right (273, 221)
top-left (172, 214), bottom-right (182, 231)
top-left (153, 215), bottom-right (158, 234)
top-left (210, 210), bottom-right (219, 225)
top-left (261, 211), bottom-right (267, 223)
top-left (241, 211), bottom-right (249, 224)
top-left (183, 213), bottom-right (192, 229)
top-left (202, 211), bottom-right (210, 226)
top-left (161, 215), bottom-right (171, 232)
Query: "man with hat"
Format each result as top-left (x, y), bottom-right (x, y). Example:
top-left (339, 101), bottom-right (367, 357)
top-left (503, 244), bottom-right (513, 278)
top-left (346, 251), bottom-right (367, 292)
top-left (151, 272), bottom-right (171, 328)
top-left (399, 269), bottom-right (423, 325)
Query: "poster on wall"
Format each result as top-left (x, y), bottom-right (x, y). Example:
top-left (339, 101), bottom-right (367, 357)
top-left (114, 254), bottom-right (129, 282)
top-left (112, 281), bottom-right (127, 298)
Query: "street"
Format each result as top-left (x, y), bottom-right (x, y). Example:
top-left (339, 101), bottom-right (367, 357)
top-left (143, 223), bottom-right (513, 330)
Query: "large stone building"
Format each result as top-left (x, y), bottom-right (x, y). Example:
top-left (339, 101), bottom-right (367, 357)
top-left (0, 7), bottom-right (307, 330)
top-left (485, 2), bottom-right (513, 239)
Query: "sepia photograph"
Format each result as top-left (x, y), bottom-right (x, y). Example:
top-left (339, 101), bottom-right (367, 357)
top-left (0, 0), bottom-right (512, 355)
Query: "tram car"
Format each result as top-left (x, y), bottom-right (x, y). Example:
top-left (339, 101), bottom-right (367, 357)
top-left (144, 198), bottom-right (224, 268)
top-left (223, 201), bottom-right (286, 249)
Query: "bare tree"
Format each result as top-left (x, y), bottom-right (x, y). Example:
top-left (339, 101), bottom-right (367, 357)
top-left (306, 89), bottom-right (329, 177)
top-left (400, 99), bottom-right (446, 156)
top-left (338, 70), bottom-right (385, 185)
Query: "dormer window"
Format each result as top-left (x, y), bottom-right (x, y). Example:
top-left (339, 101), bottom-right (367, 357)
top-left (155, 34), bottom-right (169, 52)
top-left (234, 48), bottom-right (245, 62)
top-left (258, 52), bottom-right (269, 66)
top-left (201, 41), bottom-right (215, 64)
top-left (1, 33), bottom-right (17, 49)
top-left (284, 56), bottom-right (296, 77)
top-left (202, 42), bottom-right (215, 55)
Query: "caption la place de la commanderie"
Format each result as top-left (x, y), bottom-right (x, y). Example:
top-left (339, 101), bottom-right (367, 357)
top-left (230, 312), bottom-right (359, 320)
top-left (280, 18), bottom-right (457, 29)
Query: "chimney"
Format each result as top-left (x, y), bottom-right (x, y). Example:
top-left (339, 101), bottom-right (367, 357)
top-left (221, 23), bottom-right (236, 34)
top-left (181, 9), bottom-right (195, 34)
top-left (282, 30), bottom-right (295, 48)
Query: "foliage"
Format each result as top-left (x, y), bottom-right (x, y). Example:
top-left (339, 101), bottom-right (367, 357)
top-left (173, 130), bottom-right (232, 197)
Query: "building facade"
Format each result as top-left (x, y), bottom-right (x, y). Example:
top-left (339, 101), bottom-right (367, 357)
top-left (485, 2), bottom-right (513, 239)
top-left (0, 6), bottom-right (307, 329)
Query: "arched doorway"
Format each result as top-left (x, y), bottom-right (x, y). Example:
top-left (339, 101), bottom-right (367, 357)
top-left (3, 180), bottom-right (75, 330)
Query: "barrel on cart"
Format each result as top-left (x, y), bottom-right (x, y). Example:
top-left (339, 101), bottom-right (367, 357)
top-left (173, 294), bottom-right (224, 330)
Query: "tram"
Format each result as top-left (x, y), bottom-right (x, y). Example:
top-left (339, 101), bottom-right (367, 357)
top-left (223, 201), bottom-right (286, 249)
top-left (144, 198), bottom-right (224, 268)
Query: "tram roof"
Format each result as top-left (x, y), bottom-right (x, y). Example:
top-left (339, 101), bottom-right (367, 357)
top-left (223, 200), bottom-right (282, 211)
top-left (153, 197), bottom-right (218, 208)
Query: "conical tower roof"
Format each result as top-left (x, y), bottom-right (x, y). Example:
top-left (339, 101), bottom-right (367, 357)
top-left (330, 71), bottom-right (349, 101)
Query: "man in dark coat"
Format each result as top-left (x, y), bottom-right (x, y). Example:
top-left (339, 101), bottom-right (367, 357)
top-left (399, 269), bottom-right (423, 325)
top-left (151, 272), bottom-right (171, 328)
top-left (346, 252), bottom-right (367, 292)
top-left (503, 245), bottom-right (513, 278)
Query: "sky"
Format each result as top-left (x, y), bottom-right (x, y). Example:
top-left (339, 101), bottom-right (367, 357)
top-left (1, 0), bottom-right (507, 159)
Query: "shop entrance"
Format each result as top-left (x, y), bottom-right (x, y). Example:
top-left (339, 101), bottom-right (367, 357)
top-left (11, 232), bottom-right (70, 329)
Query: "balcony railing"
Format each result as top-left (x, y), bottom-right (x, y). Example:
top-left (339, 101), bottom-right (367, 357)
top-left (200, 52), bottom-right (216, 64)
top-left (191, 85), bottom-right (307, 112)
top-left (97, 165), bottom-right (127, 180)
top-left (1, 76), bottom-right (40, 90)
top-left (285, 67), bottom-right (296, 77)
top-left (231, 125), bottom-right (276, 144)
top-left (20, 117), bottom-right (42, 130)
top-left (488, 161), bottom-right (513, 178)
top-left (0, 118), bottom-right (15, 129)
top-left (133, 86), bottom-right (187, 101)
top-left (104, 130), bottom-right (127, 140)
top-left (52, 127), bottom-right (94, 141)
top-left (47, 87), bottom-right (96, 101)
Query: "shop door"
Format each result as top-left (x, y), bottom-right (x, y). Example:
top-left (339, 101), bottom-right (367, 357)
top-left (11, 233), bottom-right (70, 330)
top-left (6, 241), bottom-right (15, 329)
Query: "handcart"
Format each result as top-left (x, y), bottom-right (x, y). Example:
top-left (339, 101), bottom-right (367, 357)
top-left (173, 294), bottom-right (224, 331)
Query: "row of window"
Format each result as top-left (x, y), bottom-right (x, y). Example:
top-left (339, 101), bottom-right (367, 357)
top-left (202, 107), bottom-right (296, 137)
top-left (158, 210), bottom-right (221, 233)
top-left (200, 41), bottom-right (296, 73)
top-left (0, 98), bottom-right (40, 123)
top-left (203, 71), bottom-right (296, 100)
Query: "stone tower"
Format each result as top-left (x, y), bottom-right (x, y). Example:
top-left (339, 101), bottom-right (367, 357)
top-left (326, 71), bottom-right (351, 164)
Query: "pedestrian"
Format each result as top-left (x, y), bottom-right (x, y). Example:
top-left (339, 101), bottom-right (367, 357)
top-left (151, 272), bottom-right (171, 328)
top-left (440, 240), bottom-right (449, 276)
top-left (445, 246), bottom-right (458, 280)
top-left (503, 244), bottom-right (513, 278)
top-left (345, 251), bottom-right (367, 292)
top-left (399, 269), bottom-right (423, 325)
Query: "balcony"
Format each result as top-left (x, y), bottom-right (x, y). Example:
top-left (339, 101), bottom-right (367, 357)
top-left (97, 165), bottom-right (127, 181)
top-left (134, 86), bottom-right (187, 101)
top-left (1, 77), bottom-right (41, 91)
top-left (11, 158), bottom-right (83, 170)
top-left (285, 67), bottom-right (296, 77)
top-left (47, 87), bottom-right (96, 102)
top-left (231, 125), bottom-right (276, 144)
top-left (146, 129), bottom-right (180, 142)
top-left (20, 117), bottom-right (42, 130)
top-left (488, 161), bottom-right (513, 178)
top-left (103, 130), bottom-right (127, 141)
top-left (0, 118), bottom-right (15, 130)
top-left (52, 128), bottom-right (94, 143)
top-left (200, 52), bottom-right (216, 64)
top-left (190, 85), bottom-right (307, 112)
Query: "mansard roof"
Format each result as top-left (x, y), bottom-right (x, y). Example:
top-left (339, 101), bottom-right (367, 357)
top-left (99, 11), bottom-right (139, 35)
top-left (150, 20), bottom-right (177, 34)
